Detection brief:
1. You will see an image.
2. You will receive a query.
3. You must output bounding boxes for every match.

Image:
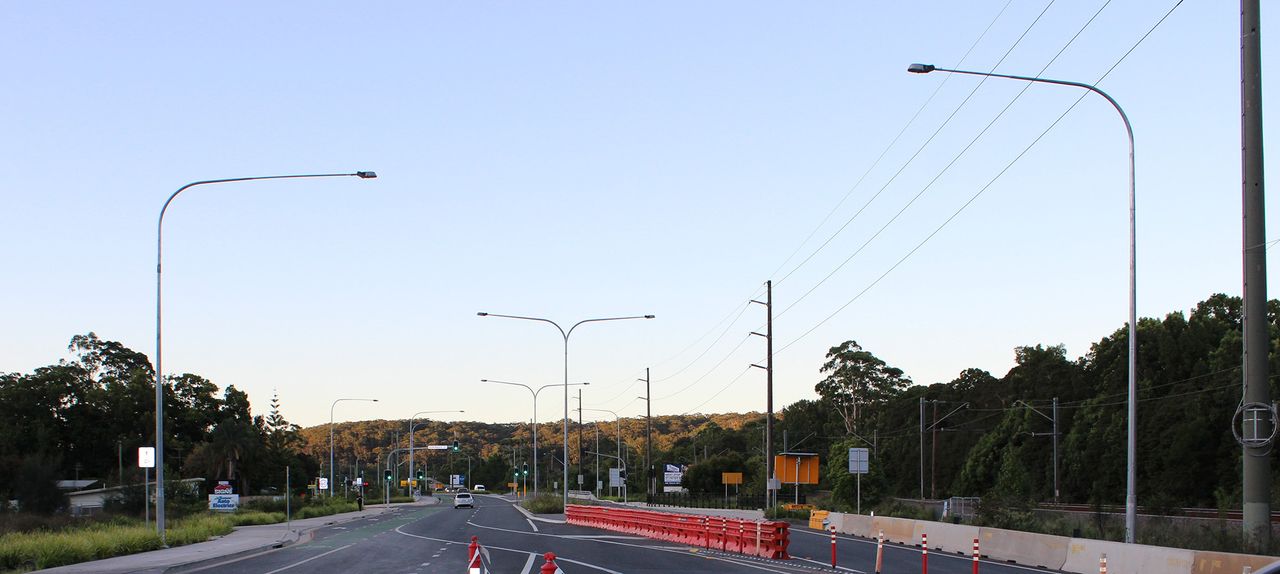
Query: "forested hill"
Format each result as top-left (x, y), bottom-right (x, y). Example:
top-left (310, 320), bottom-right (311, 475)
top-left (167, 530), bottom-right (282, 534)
top-left (298, 411), bottom-right (762, 471)
top-left (303, 293), bottom-right (1280, 512)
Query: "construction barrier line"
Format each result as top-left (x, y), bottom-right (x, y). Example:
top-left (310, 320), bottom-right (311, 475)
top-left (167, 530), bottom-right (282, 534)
top-left (564, 505), bottom-right (790, 559)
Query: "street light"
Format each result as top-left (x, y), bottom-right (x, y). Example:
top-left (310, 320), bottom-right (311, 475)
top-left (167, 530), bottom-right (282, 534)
top-left (408, 410), bottom-right (465, 497)
top-left (330, 398), bottom-right (378, 497)
top-left (154, 171), bottom-right (375, 542)
top-left (908, 62), bottom-right (1136, 542)
top-left (480, 379), bottom-right (589, 499)
top-left (581, 407), bottom-right (624, 500)
top-left (477, 312), bottom-right (654, 505)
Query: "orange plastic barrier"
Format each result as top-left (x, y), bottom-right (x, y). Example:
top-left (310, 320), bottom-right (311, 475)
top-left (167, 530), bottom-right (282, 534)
top-left (565, 505), bottom-right (790, 559)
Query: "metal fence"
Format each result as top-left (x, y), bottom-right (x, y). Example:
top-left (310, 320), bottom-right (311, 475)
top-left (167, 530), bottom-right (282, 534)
top-left (645, 492), bottom-right (802, 510)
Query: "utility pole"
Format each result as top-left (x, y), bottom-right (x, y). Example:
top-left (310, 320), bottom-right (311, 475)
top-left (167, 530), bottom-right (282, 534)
top-left (750, 281), bottom-right (774, 507)
top-left (931, 401), bottom-right (938, 499)
top-left (919, 397), bottom-right (925, 500)
top-left (644, 368), bottom-right (652, 497)
top-left (1242, 0), bottom-right (1272, 552)
top-left (577, 389), bottom-right (584, 487)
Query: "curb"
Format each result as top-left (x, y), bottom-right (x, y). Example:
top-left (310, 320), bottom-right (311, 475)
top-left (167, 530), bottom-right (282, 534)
top-left (509, 499), bottom-right (567, 524)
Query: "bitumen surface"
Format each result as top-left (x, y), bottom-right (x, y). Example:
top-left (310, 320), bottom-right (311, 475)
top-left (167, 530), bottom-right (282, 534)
top-left (36, 495), bottom-right (1063, 573)
top-left (37, 498), bottom-right (438, 574)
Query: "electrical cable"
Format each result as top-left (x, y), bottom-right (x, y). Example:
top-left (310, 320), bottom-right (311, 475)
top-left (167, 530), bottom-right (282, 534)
top-left (775, 0), bottom-right (1185, 355)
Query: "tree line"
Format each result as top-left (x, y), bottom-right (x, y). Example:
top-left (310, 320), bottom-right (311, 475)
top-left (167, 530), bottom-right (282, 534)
top-left (5, 292), bottom-right (1274, 514)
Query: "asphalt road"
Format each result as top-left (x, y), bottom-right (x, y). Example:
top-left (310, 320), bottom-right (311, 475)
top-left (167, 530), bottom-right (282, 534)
top-left (186, 495), bottom-right (1061, 574)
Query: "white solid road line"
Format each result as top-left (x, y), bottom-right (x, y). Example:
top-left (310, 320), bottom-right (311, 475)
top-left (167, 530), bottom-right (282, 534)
top-left (260, 543), bottom-right (355, 574)
top-left (526, 518), bottom-right (540, 532)
top-left (519, 553), bottom-right (537, 574)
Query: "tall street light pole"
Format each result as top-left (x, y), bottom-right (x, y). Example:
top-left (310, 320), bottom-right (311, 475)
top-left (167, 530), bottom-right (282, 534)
top-left (480, 378), bottom-right (590, 499)
top-left (330, 398), bottom-right (378, 498)
top-left (154, 170), bottom-right (375, 542)
top-left (582, 407), bottom-right (623, 496)
top-left (908, 62), bottom-right (1136, 542)
top-left (408, 410), bottom-right (465, 497)
top-left (478, 312), bottom-right (654, 506)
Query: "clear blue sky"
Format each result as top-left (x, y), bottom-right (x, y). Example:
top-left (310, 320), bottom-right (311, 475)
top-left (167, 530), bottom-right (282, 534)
top-left (2, 1), bottom-right (1276, 428)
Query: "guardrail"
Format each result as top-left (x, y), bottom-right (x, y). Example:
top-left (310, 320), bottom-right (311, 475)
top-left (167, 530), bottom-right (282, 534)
top-left (566, 504), bottom-right (790, 559)
top-left (823, 511), bottom-right (1280, 574)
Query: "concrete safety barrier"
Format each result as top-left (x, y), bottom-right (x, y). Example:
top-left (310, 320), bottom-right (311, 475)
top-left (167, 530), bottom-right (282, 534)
top-left (835, 512), bottom-right (874, 538)
top-left (1062, 538), bottom-right (1193, 574)
top-left (1190, 550), bottom-right (1280, 574)
top-left (913, 520), bottom-right (980, 556)
top-left (979, 526), bottom-right (1070, 570)
top-left (870, 515), bottom-right (917, 545)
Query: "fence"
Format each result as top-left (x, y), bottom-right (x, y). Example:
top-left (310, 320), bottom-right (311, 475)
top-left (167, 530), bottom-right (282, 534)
top-left (646, 492), bottom-right (801, 510)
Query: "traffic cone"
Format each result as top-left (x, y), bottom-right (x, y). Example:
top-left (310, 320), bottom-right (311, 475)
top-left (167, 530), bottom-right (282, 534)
top-left (541, 551), bottom-right (563, 574)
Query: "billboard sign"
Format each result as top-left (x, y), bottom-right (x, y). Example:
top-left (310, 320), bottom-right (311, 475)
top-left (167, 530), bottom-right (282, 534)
top-left (663, 463), bottom-right (685, 486)
top-left (208, 494), bottom-right (239, 511)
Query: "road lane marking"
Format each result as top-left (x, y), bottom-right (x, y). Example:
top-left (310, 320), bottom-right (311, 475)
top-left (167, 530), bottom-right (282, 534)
top-left (792, 556), bottom-right (866, 573)
top-left (519, 553), bottom-right (536, 574)
top-left (526, 518), bottom-right (539, 532)
top-left (260, 543), bottom-right (354, 574)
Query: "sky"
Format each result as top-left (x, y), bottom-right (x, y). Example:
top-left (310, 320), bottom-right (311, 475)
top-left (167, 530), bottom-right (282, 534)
top-left (2, 1), bottom-right (1277, 429)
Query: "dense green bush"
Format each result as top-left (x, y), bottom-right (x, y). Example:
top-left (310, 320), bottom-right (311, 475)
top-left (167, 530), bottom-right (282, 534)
top-left (522, 494), bottom-right (563, 514)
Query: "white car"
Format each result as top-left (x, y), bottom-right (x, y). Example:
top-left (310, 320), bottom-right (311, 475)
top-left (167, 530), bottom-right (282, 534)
top-left (454, 492), bottom-right (474, 509)
top-left (473, 484), bottom-right (486, 492)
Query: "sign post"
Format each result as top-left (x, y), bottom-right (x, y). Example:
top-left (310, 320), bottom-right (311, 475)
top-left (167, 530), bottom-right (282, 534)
top-left (722, 472), bottom-right (743, 505)
top-left (138, 447), bottom-right (155, 528)
top-left (849, 448), bottom-right (870, 514)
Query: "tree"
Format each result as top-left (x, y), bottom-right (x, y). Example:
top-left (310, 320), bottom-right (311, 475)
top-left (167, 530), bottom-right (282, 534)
top-left (814, 341), bottom-right (911, 435)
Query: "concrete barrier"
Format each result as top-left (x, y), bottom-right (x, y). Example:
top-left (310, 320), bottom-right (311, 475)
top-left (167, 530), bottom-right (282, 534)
top-left (979, 526), bottom-right (1069, 570)
top-left (1191, 550), bottom-right (1280, 574)
top-left (913, 520), bottom-right (980, 556)
top-left (838, 513), bottom-right (874, 538)
top-left (870, 516), bottom-right (917, 545)
top-left (1062, 538), bottom-right (1193, 574)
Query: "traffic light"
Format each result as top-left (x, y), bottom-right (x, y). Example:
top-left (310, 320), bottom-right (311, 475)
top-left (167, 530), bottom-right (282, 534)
top-left (451, 440), bottom-right (459, 452)
top-left (522, 462), bottom-right (528, 477)
top-left (384, 469), bottom-right (392, 481)
top-left (416, 469), bottom-right (424, 481)
top-left (619, 469), bottom-right (627, 479)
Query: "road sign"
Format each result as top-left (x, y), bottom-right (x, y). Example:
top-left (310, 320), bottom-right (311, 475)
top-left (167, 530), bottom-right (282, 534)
top-left (318, 478), bottom-right (329, 490)
top-left (849, 448), bottom-right (869, 474)
top-left (609, 468), bottom-right (623, 487)
top-left (774, 453), bottom-right (820, 484)
top-left (138, 447), bottom-right (155, 469)
top-left (722, 472), bottom-right (743, 485)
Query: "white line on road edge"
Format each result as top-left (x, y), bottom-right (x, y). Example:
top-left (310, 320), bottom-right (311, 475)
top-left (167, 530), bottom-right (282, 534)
top-left (790, 528), bottom-right (1056, 573)
top-left (526, 518), bottom-right (539, 532)
top-left (260, 543), bottom-right (354, 574)
top-left (520, 552), bottom-right (537, 574)
top-left (792, 555), bottom-right (866, 573)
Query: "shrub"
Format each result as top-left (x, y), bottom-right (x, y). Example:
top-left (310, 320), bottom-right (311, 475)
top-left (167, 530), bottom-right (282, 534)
top-left (522, 494), bottom-right (564, 514)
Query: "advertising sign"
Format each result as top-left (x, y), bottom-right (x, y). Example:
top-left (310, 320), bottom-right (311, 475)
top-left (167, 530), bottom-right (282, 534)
top-left (208, 494), bottom-right (239, 511)
top-left (213, 481), bottom-right (234, 495)
top-left (662, 463), bottom-right (684, 486)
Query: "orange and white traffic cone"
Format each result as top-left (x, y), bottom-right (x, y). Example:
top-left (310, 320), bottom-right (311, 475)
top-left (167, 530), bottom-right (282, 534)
top-left (541, 551), bottom-right (562, 574)
top-left (468, 536), bottom-right (482, 574)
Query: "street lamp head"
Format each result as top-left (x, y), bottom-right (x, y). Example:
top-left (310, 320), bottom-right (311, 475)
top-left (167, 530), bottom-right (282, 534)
top-left (355, 171), bottom-right (378, 179)
top-left (907, 63), bottom-right (936, 74)
top-left (477, 312), bottom-right (489, 316)
top-left (643, 315), bottom-right (655, 319)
